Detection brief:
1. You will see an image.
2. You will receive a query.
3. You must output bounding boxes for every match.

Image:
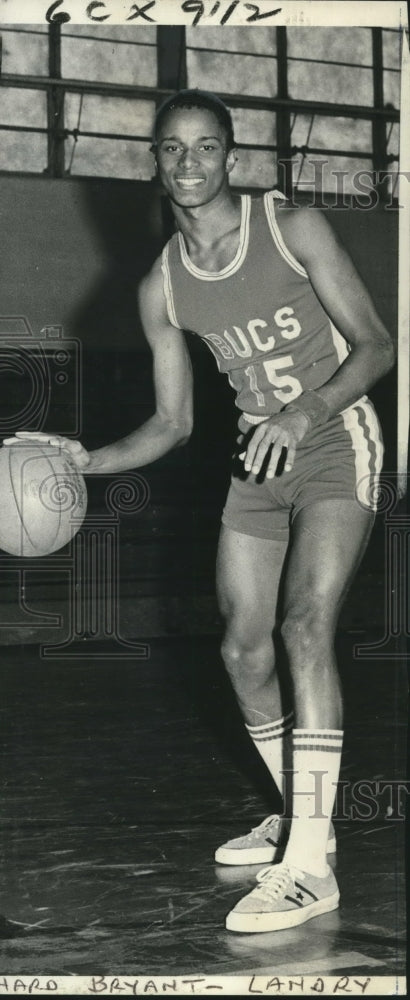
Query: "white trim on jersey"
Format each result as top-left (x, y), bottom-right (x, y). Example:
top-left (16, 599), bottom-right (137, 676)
top-left (341, 399), bottom-right (384, 511)
top-left (161, 243), bottom-right (181, 329)
top-left (264, 191), bottom-right (309, 280)
top-left (177, 194), bottom-right (251, 281)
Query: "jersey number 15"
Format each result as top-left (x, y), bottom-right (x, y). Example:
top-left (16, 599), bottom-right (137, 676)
top-left (244, 356), bottom-right (303, 406)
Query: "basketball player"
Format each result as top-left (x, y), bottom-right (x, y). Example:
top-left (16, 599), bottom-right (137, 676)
top-left (7, 90), bottom-right (395, 933)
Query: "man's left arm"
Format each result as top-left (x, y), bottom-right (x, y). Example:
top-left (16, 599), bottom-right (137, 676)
top-left (241, 207), bottom-right (395, 479)
top-left (281, 205), bottom-right (395, 418)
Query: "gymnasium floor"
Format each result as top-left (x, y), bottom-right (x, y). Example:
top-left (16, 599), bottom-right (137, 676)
top-left (0, 635), bottom-right (407, 981)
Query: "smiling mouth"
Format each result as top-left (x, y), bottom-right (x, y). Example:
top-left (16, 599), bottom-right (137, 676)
top-left (175, 177), bottom-right (206, 187)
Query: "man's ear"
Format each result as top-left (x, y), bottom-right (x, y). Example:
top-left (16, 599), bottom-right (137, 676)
top-left (150, 144), bottom-right (158, 171)
top-left (226, 147), bottom-right (238, 174)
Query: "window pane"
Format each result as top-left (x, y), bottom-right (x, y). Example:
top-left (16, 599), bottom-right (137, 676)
top-left (0, 24), bottom-right (49, 76)
top-left (0, 86), bottom-right (46, 127)
top-left (65, 94), bottom-right (155, 140)
top-left (186, 26), bottom-right (276, 54)
top-left (383, 70), bottom-right (400, 109)
top-left (187, 50), bottom-right (277, 97)
top-left (232, 149), bottom-right (276, 189)
top-left (63, 25), bottom-right (156, 44)
top-left (231, 108), bottom-right (276, 147)
top-left (292, 153), bottom-right (373, 194)
top-left (0, 85), bottom-right (47, 170)
top-left (287, 27), bottom-right (372, 63)
top-left (291, 114), bottom-right (372, 154)
top-left (288, 61), bottom-right (373, 105)
top-left (67, 136), bottom-right (153, 181)
top-left (0, 131), bottom-right (46, 173)
top-left (61, 27), bottom-right (157, 87)
top-left (382, 29), bottom-right (401, 70)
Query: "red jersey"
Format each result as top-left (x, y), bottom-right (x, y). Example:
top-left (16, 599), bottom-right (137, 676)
top-left (161, 191), bottom-right (351, 420)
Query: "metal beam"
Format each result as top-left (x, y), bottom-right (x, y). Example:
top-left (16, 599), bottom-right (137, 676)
top-left (372, 27), bottom-right (389, 202)
top-left (0, 73), bottom-right (400, 124)
top-left (156, 28), bottom-right (187, 241)
top-left (157, 26), bottom-right (187, 90)
top-left (276, 27), bottom-right (292, 197)
top-left (47, 23), bottom-right (65, 178)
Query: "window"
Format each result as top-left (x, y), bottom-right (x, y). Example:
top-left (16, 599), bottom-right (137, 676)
top-left (61, 24), bottom-right (157, 88)
top-left (0, 23), bottom-right (401, 198)
top-left (186, 26), bottom-right (277, 98)
top-left (0, 86), bottom-right (47, 172)
top-left (64, 94), bottom-right (155, 179)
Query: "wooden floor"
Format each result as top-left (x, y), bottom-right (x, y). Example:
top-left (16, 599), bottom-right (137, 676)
top-left (0, 636), bottom-right (407, 982)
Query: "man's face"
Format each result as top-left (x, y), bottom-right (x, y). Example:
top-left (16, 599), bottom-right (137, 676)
top-left (155, 106), bottom-right (236, 208)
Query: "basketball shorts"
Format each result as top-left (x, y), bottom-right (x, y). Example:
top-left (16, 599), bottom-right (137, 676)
top-left (221, 397), bottom-right (383, 541)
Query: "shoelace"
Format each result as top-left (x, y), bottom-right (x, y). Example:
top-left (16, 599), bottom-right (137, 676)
top-left (254, 862), bottom-right (306, 901)
top-left (248, 814), bottom-right (282, 838)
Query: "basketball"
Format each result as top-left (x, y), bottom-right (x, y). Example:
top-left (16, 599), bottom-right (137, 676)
top-left (0, 442), bottom-right (87, 557)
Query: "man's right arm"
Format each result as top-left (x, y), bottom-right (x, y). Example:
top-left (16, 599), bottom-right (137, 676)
top-left (3, 257), bottom-right (194, 475)
top-left (86, 258), bottom-right (193, 473)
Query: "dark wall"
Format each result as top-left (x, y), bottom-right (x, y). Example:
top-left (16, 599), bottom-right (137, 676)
top-left (0, 175), bottom-right (165, 351)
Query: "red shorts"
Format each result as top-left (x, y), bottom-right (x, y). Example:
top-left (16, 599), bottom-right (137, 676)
top-left (221, 398), bottom-right (383, 541)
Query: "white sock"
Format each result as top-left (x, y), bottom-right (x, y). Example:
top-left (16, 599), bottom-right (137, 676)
top-left (246, 712), bottom-right (294, 804)
top-left (284, 728), bottom-right (343, 877)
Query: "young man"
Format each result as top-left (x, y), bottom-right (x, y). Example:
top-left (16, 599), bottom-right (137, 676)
top-left (7, 90), bottom-right (394, 933)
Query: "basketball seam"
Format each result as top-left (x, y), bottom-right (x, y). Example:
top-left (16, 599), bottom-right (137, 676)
top-left (38, 445), bottom-right (64, 547)
top-left (7, 445), bottom-right (39, 549)
top-left (8, 445), bottom-right (66, 555)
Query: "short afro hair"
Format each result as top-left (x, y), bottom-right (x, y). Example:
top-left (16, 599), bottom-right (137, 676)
top-left (152, 89), bottom-right (235, 151)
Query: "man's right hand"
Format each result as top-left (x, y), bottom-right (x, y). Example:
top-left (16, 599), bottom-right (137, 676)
top-left (2, 431), bottom-right (91, 471)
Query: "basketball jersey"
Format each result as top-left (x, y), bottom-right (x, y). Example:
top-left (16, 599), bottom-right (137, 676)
top-left (161, 191), bottom-right (350, 419)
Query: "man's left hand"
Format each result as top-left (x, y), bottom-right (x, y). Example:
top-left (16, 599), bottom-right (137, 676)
top-left (239, 410), bottom-right (310, 479)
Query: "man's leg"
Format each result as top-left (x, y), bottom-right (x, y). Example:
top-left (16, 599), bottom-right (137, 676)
top-left (226, 497), bottom-right (374, 931)
top-left (216, 524), bottom-right (288, 729)
top-left (215, 526), bottom-right (294, 863)
top-left (281, 497), bottom-right (374, 875)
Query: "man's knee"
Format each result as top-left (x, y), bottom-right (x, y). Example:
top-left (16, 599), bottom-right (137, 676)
top-left (281, 600), bottom-right (334, 662)
top-left (220, 627), bottom-right (274, 686)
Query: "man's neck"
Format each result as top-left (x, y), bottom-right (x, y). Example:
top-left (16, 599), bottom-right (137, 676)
top-left (172, 187), bottom-right (241, 250)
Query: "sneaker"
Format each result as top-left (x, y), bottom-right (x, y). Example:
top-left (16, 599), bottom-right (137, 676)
top-left (225, 861), bottom-right (340, 933)
top-left (215, 815), bottom-right (336, 866)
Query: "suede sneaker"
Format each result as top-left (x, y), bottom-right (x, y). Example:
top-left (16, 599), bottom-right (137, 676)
top-left (215, 815), bottom-right (336, 865)
top-left (226, 860), bottom-right (340, 933)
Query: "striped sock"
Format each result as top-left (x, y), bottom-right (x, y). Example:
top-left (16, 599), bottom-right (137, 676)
top-left (284, 728), bottom-right (343, 877)
top-left (246, 712), bottom-right (294, 803)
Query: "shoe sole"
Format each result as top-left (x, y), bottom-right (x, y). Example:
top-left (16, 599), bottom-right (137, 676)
top-left (225, 889), bottom-right (340, 933)
top-left (215, 835), bottom-right (336, 866)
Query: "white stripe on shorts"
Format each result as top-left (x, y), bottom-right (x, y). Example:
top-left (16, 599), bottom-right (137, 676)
top-left (341, 398), bottom-right (384, 511)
